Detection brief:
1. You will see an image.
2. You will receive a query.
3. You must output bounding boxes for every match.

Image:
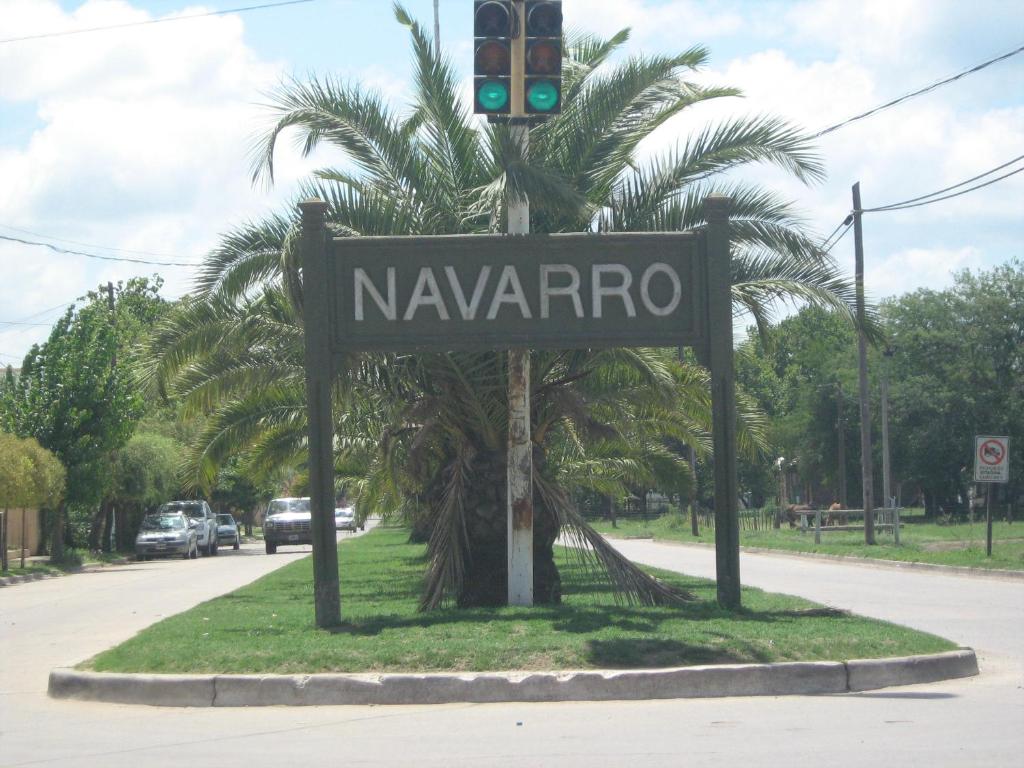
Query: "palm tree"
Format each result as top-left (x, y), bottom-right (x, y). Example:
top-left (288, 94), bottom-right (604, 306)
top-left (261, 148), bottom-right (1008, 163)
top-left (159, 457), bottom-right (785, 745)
top-left (146, 4), bottom-right (858, 609)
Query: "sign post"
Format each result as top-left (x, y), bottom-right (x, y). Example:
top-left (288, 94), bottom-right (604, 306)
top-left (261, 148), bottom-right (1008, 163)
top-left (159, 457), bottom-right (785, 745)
top-left (974, 435), bottom-right (1009, 558)
top-left (298, 198), bottom-right (739, 623)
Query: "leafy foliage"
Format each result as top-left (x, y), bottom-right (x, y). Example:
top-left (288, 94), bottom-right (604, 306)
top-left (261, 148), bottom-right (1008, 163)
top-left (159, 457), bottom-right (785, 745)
top-left (737, 260), bottom-right (1024, 516)
top-left (1, 277), bottom-right (170, 556)
top-left (0, 432), bottom-right (65, 510)
top-left (147, 5), bottom-right (862, 608)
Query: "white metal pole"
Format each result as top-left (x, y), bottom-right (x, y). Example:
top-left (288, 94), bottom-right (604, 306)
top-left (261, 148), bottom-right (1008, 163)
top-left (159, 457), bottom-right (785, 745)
top-left (506, 1), bottom-right (533, 607)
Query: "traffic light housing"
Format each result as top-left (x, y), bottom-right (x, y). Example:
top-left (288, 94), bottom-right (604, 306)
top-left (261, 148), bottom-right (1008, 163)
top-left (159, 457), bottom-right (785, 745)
top-left (524, 1), bottom-right (562, 115)
top-left (474, 1), bottom-right (512, 115)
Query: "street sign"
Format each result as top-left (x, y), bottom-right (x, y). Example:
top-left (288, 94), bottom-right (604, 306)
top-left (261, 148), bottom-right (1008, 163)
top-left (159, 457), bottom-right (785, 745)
top-left (298, 196), bottom-right (743, 624)
top-left (974, 435), bottom-right (1009, 483)
top-left (326, 233), bottom-right (706, 353)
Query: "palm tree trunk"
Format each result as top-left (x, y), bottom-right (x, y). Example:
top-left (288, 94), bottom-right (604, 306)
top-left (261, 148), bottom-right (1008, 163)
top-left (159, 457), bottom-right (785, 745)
top-left (457, 449), bottom-right (561, 607)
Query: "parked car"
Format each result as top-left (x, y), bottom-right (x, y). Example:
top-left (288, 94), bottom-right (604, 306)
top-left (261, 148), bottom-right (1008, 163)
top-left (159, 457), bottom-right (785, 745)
top-left (216, 513), bottom-right (241, 550)
top-left (135, 512), bottom-right (197, 560)
top-left (263, 497), bottom-right (312, 554)
top-left (157, 500), bottom-right (218, 556)
top-left (334, 504), bottom-right (358, 531)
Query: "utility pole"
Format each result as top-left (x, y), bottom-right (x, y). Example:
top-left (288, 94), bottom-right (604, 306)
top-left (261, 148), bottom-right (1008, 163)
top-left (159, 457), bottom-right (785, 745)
top-left (837, 382), bottom-right (847, 507)
top-left (881, 346), bottom-right (893, 509)
top-left (689, 445), bottom-right (699, 537)
top-left (106, 281), bottom-right (117, 552)
top-left (852, 182), bottom-right (876, 544)
top-left (506, 0), bottom-right (533, 606)
top-left (433, 0), bottom-right (441, 58)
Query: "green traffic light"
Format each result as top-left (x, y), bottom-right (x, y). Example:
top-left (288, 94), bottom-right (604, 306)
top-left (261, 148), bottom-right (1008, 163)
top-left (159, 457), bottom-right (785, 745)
top-left (526, 80), bottom-right (559, 112)
top-left (478, 81), bottom-right (509, 111)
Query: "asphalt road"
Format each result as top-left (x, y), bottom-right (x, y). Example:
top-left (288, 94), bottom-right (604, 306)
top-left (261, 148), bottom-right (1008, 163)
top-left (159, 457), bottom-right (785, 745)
top-left (1, 534), bottom-right (1021, 768)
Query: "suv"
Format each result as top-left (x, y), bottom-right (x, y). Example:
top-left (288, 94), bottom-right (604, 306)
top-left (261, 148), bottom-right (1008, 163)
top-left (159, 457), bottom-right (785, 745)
top-left (157, 500), bottom-right (218, 556)
top-left (263, 497), bottom-right (312, 554)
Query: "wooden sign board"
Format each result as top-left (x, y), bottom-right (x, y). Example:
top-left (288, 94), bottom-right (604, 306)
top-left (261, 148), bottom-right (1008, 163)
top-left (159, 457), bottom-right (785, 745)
top-left (325, 233), bottom-right (707, 353)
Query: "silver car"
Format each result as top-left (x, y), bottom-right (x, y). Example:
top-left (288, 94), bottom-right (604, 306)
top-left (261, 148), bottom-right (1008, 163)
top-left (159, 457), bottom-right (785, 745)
top-left (135, 512), bottom-right (197, 560)
top-left (157, 500), bottom-right (218, 556)
top-left (216, 513), bottom-right (241, 550)
top-left (334, 504), bottom-right (357, 531)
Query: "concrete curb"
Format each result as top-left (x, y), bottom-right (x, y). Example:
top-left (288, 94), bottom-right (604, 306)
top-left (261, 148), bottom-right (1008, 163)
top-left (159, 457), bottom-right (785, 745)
top-left (48, 650), bottom-right (977, 708)
top-left (847, 649), bottom-right (979, 692)
top-left (615, 536), bottom-right (1024, 581)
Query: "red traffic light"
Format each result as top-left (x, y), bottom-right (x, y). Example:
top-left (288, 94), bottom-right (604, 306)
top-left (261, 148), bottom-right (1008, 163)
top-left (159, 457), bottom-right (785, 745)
top-left (475, 1), bottom-right (511, 37)
top-left (476, 39), bottom-right (511, 76)
top-left (526, 40), bottom-right (560, 76)
top-left (526, 1), bottom-right (562, 37)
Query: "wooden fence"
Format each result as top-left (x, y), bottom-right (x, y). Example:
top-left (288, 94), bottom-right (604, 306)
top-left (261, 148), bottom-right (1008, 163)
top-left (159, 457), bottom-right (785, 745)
top-left (694, 508), bottom-right (777, 532)
top-left (1, 508), bottom-right (41, 570)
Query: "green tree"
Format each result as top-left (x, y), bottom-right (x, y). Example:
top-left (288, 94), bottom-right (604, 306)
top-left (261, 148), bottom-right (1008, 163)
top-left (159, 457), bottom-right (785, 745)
top-left (105, 432), bottom-right (184, 550)
top-left (737, 305), bottom-right (861, 507)
top-left (0, 432), bottom-right (65, 567)
top-left (884, 261), bottom-right (1024, 516)
top-left (0, 282), bottom-right (163, 560)
top-left (146, 6), bottom-right (860, 608)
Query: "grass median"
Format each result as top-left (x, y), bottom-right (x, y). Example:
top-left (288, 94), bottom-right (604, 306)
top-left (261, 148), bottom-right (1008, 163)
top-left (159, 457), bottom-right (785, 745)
top-left (2, 550), bottom-right (128, 579)
top-left (591, 512), bottom-right (1024, 571)
top-left (86, 527), bottom-right (955, 675)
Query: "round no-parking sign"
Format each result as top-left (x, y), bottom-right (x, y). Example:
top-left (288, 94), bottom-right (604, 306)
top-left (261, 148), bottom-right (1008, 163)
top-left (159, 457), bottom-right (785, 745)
top-left (974, 436), bottom-right (1009, 483)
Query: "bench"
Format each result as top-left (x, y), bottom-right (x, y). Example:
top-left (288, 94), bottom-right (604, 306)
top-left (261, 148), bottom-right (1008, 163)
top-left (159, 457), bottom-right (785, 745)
top-left (800, 508), bottom-right (904, 545)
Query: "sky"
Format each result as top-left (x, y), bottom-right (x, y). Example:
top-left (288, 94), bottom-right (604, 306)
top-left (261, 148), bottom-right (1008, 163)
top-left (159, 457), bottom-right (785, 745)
top-left (1, 0), bottom-right (1021, 365)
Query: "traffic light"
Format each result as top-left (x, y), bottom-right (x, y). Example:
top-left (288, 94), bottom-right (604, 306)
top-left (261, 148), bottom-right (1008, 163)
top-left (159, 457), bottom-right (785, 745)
top-left (524, 1), bottom-right (562, 115)
top-left (474, 1), bottom-right (512, 115)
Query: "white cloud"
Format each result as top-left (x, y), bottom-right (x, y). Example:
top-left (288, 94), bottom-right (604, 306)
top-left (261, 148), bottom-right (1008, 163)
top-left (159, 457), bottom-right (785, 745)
top-left (1, 0), bottom-right (1020, 362)
top-left (564, 0), bottom-right (743, 46)
top-left (0, 0), bottom-right (332, 353)
top-left (867, 246), bottom-right (979, 299)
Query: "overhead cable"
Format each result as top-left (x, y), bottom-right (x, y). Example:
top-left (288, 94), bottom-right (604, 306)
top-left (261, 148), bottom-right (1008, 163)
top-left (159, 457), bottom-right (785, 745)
top-left (0, 234), bottom-right (199, 267)
top-left (861, 159), bottom-right (1024, 213)
top-left (822, 222), bottom-right (853, 254)
top-left (0, 0), bottom-right (316, 44)
top-left (0, 224), bottom-right (187, 260)
top-left (812, 43), bottom-right (1024, 139)
top-left (0, 300), bottom-right (76, 324)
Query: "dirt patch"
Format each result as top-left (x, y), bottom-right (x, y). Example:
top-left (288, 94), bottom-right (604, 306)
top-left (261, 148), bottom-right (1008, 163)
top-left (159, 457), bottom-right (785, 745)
top-left (922, 537), bottom-right (1024, 552)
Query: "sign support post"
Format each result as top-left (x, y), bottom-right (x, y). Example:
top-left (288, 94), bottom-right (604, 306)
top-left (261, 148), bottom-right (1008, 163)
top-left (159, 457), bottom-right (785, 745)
top-left (974, 435), bottom-right (1009, 559)
top-left (299, 199), bottom-right (342, 629)
top-left (986, 483), bottom-right (993, 557)
top-left (705, 196), bottom-right (740, 609)
top-left (506, 0), bottom-right (533, 607)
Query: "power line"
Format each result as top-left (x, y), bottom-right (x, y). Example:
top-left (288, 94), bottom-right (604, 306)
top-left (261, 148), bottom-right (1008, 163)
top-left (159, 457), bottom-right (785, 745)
top-left (0, 321), bottom-right (52, 327)
top-left (863, 155), bottom-right (1024, 211)
top-left (812, 42), bottom-right (1024, 139)
top-left (861, 158), bottom-right (1024, 213)
top-left (1, 300), bottom-right (76, 324)
top-left (0, 0), bottom-right (317, 45)
top-left (823, 222), bottom-right (853, 254)
top-left (0, 224), bottom-right (186, 260)
top-left (0, 234), bottom-right (199, 267)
